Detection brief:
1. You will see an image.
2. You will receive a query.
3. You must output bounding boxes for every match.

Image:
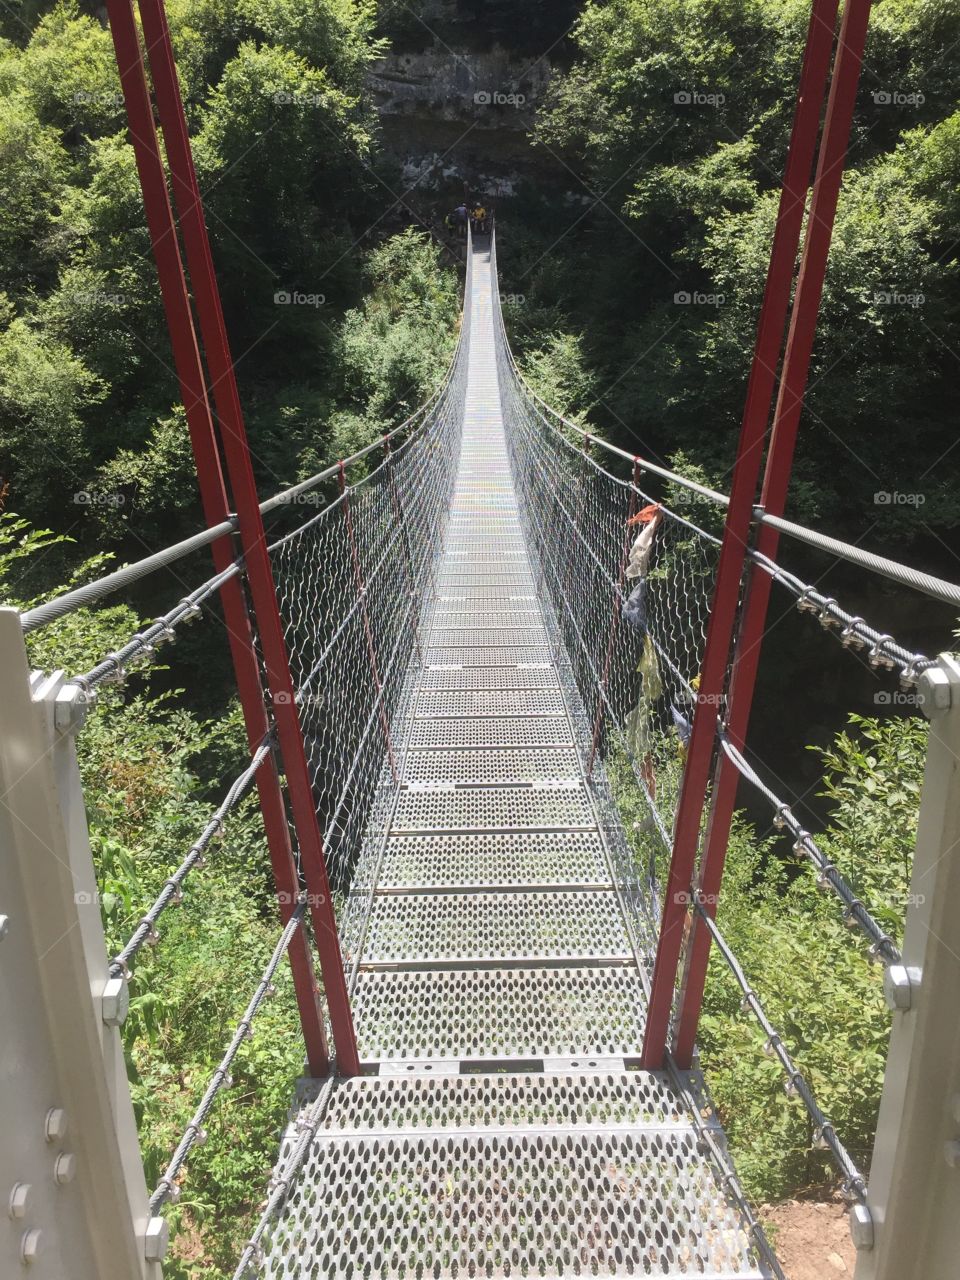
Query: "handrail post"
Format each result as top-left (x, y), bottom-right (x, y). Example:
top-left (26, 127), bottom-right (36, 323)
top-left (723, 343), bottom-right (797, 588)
top-left (0, 609), bottom-right (157, 1277)
top-left (852, 655), bottom-right (960, 1273)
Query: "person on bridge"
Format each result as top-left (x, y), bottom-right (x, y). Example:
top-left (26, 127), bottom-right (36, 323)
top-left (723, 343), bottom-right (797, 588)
top-left (453, 203), bottom-right (468, 238)
top-left (472, 203), bottom-right (488, 234)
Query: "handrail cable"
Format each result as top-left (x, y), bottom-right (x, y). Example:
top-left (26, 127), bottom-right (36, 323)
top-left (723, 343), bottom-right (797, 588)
top-left (149, 902), bottom-right (307, 1213)
top-left (108, 736), bottom-right (274, 980)
top-left (717, 733), bottom-right (902, 964)
top-left (693, 895), bottom-right (868, 1203)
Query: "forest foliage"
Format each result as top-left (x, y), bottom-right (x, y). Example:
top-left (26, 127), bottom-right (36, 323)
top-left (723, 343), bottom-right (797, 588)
top-left (0, 0), bottom-right (950, 1270)
top-left (500, 0), bottom-right (960, 549)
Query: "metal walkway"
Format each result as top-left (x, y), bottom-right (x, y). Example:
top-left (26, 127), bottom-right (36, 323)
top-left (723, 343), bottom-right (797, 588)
top-left (262, 240), bottom-right (767, 1278)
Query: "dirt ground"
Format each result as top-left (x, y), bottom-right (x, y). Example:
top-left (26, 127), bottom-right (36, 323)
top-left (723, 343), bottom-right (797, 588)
top-left (762, 1196), bottom-right (857, 1279)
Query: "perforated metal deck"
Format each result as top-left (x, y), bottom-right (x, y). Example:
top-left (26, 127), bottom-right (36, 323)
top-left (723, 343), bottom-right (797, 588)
top-left (261, 239), bottom-right (769, 1278)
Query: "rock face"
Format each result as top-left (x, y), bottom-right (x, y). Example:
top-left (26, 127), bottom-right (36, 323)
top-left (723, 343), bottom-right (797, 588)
top-left (368, 45), bottom-right (549, 130)
top-left (366, 36), bottom-right (566, 198)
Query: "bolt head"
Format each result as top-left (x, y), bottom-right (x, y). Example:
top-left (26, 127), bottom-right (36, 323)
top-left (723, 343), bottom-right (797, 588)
top-left (849, 1203), bottom-right (874, 1251)
top-left (8, 1183), bottom-right (31, 1219)
top-left (101, 975), bottom-right (129, 1028)
top-left (0, 914), bottom-right (9, 941)
top-left (945, 1139), bottom-right (960, 1169)
top-left (44, 1108), bottom-right (68, 1143)
top-left (20, 1228), bottom-right (43, 1264)
top-left (54, 1153), bottom-right (76, 1185)
top-left (883, 964), bottom-right (920, 1011)
top-left (918, 667), bottom-right (952, 717)
top-left (144, 1215), bottom-right (169, 1262)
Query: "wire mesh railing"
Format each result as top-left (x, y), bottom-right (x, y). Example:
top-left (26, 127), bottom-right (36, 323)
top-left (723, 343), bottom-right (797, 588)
top-left (488, 225), bottom-right (954, 1214)
top-left (492, 237), bottom-right (720, 912)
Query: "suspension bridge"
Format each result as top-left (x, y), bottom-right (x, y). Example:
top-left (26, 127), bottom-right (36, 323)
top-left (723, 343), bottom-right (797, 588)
top-left (3, 0), bottom-right (960, 1276)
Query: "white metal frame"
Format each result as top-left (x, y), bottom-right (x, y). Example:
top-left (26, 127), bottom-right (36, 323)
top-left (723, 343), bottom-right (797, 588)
top-left (855, 652), bottom-right (960, 1275)
top-left (0, 608), bottom-right (159, 1278)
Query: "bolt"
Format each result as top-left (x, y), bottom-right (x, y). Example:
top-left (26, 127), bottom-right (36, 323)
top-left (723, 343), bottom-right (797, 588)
top-left (849, 1203), bottom-right (874, 1251)
top-left (101, 975), bottom-right (129, 1028)
top-left (8, 1183), bottom-right (31, 1219)
top-left (54, 682), bottom-right (95, 732)
top-left (945, 1139), bottom-right (960, 1169)
top-left (44, 1108), bottom-right (67, 1143)
top-left (0, 914), bottom-right (9, 941)
top-left (20, 1228), bottom-right (43, 1264)
top-left (144, 1216), bottom-right (169, 1262)
top-left (883, 964), bottom-right (921, 1011)
top-left (54, 1153), bottom-right (76, 1185)
top-left (918, 666), bottom-right (952, 718)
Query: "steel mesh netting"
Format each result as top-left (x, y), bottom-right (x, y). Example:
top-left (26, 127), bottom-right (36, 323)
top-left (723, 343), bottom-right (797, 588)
top-left (489, 236), bottom-right (719, 913)
top-left (268, 334), bottom-right (468, 898)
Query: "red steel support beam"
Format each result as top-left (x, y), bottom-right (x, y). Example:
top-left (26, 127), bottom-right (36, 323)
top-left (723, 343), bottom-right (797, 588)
top-left (104, 0), bottom-right (344, 1073)
top-left (135, 0), bottom-right (360, 1075)
top-left (641, 0), bottom-right (844, 1068)
top-left (672, 0), bottom-right (874, 1068)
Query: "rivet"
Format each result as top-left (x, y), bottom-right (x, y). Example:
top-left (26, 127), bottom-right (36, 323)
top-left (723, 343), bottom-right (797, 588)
top-left (0, 914), bottom-right (10, 941)
top-left (54, 1153), bottom-right (77, 1185)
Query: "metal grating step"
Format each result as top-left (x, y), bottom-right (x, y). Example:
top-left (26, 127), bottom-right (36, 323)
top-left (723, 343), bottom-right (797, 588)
top-left (265, 1119), bottom-right (762, 1279)
top-left (352, 966), bottom-right (647, 1061)
top-left (312, 1070), bottom-right (698, 1134)
top-left (418, 666), bottom-right (558, 690)
top-left (435, 591), bottom-right (535, 602)
top-left (391, 782), bottom-right (591, 830)
top-left (357, 890), bottom-right (632, 965)
top-left (370, 831), bottom-right (612, 890)
top-left (402, 748), bottom-right (580, 786)
top-left (408, 716), bottom-right (573, 748)
top-left (435, 574), bottom-right (536, 587)
top-left (426, 628), bottom-right (548, 647)
top-left (415, 688), bottom-right (568, 718)
top-left (429, 609), bottom-right (542, 626)
top-left (423, 646), bottom-right (554, 666)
